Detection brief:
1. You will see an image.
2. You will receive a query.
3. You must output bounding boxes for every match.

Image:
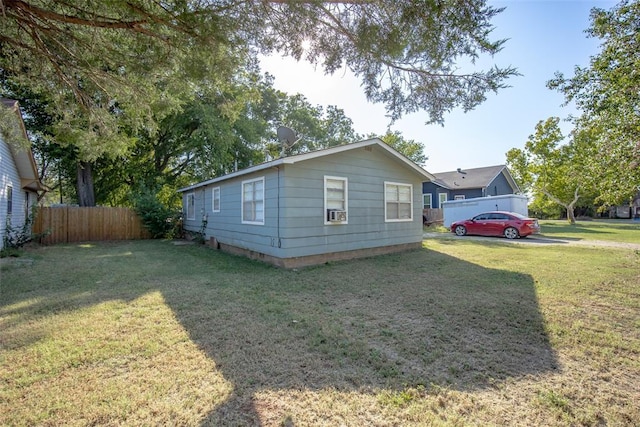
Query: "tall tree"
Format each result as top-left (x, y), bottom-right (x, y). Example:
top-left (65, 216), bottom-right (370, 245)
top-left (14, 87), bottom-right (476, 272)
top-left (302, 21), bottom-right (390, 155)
top-left (548, 0), bottom-right (640, 206)
top-left (2, 1), bottom-right (516, 205)
top-left (370, 130), bottom-right (428, 165)
top-left (506, 117), bottom-right (587, 224)
top-left (1, 0), bottom-right (247, 204)
top-left (89, 74), bottom-right (362, 205)
top-left (262, 93), bottom-right (360, 157)
top-left (1, 1), bottom-right (516, 126)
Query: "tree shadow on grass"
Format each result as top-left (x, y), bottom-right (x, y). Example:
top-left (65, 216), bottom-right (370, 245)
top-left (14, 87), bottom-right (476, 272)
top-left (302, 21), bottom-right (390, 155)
top-left (1, 241), bottom-right (559, 425)
top-left (160, 246), bottom-right (559, 425)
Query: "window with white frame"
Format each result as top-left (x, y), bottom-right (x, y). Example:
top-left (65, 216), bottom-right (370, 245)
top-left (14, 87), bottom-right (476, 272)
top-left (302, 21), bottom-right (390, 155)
top-left (423, 193), bottom-right (432, 209)
top-left (454, 195), bottom-right (465, 200)
top-left (324, 176), bottom-right (348, 223)
top-left (385, 182), bottom-right (413, 221)
top-left (7, 186), bottom-right (13, 216)
top-left (185, 192), bottom-right (195, 220)
top-left (438, 193), bottom-right (447, 207)
top-left (242, 177), bottom-right (264, 224)
top-left (212, 187), bottom-right (220, 212)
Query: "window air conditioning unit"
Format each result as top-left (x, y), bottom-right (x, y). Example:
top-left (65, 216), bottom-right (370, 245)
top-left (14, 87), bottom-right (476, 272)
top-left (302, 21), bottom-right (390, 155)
top-left (328, 209), bottom-right (347, 222)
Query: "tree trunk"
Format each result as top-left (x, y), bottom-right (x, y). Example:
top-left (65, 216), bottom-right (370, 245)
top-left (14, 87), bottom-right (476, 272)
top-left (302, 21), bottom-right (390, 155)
top-left (76, 161), bottom-right (96, 207)
top-left (540, 187), bottom-right (581, 224)
top-left (565, 187), bottom-right (581, 224)
top-left (566, 205), bottom-right (577, 224)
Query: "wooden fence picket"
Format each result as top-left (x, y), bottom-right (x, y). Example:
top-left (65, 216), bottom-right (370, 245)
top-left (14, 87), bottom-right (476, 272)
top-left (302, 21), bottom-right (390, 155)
top-left (33, 206), bottom-right (151, 244)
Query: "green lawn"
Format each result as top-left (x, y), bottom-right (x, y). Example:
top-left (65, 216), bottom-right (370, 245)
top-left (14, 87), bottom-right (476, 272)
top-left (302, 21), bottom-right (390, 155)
top-left (538, 219), bottom-right (640, 243)
top-left (1, 238), bottom-right (638, 426)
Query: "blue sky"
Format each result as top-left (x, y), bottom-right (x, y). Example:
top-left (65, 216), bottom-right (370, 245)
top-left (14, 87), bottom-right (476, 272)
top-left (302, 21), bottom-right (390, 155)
top-left (260, 0), bottom-right (617, 173)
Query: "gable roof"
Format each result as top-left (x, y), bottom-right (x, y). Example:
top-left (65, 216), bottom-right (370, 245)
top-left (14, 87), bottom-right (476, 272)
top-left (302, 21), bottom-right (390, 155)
top-left (179, 138), bottom-right (436, 193)
top-left (432, 165), bottom-right (520, 192)
top-left (1, 99), bottom-right (47, 193)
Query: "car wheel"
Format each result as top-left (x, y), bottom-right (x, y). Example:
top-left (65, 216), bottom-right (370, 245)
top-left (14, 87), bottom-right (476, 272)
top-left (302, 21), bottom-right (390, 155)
top-left (454, 225), bottom-right (467, 236)
top-left (504, 227), bottom-right (519, 239)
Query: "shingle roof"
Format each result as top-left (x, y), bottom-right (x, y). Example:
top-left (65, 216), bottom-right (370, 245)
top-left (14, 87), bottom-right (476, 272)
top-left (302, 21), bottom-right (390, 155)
top-left (433, 165), bottom-right (511, 190)
top-left (179, 138), bottom-right (436, 192)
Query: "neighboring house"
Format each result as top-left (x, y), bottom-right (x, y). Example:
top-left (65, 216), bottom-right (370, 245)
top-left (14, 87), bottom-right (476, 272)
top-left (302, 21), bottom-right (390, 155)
top-left (610, 191), bottom-right (640, 219)
top-left (1, 99), bottom-right (47, 249)
top-left (421, 165), bottom-right (520, 210)
top-left (179, 138), bottom-right (435, 268)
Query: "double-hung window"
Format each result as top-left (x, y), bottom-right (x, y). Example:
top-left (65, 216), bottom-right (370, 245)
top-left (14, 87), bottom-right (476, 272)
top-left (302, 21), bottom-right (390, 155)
top-left (212, 187), bottom-right (221, 213)
top-left (242, 177), bottom-right (264, 224)
top-left (324, 176), bottom-right (348, 223)
top-left (423, 194), bottom-right (432, 209)
top-left (438, 193), bottom-right (448, 208)
top-left (385, 182), bottom-right (413, 222)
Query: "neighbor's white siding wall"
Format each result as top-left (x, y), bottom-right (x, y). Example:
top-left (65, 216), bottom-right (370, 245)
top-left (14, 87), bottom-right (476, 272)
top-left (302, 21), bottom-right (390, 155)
top-left (442, 194), bottom-right (529, 227)
top-left (1, 137), bottom-right (29, 248)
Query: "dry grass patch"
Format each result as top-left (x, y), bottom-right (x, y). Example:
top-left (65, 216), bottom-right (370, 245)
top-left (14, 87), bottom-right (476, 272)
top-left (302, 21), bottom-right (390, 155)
top-left (1, 238), bottom-right (638, 425)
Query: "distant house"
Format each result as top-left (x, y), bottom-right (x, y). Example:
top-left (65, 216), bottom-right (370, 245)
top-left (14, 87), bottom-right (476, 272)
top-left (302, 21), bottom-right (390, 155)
top-left (178, 138), bottom-right (435, 268)
top-left (610, 191), bottom-right (640, 219)
top-left (1, 99), bottom-right (47, 249)
top-left (422, 165), bottom-right (520, 210)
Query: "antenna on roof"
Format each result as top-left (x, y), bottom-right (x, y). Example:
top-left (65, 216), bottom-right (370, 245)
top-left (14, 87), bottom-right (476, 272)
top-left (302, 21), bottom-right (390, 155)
top-left (277, 126), bottom-right (301, 158)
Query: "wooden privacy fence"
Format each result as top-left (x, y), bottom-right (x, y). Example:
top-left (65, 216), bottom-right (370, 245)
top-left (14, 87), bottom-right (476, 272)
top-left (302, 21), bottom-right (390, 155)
top-left (33, 206), bottom-right (151, 245)
top-left (423, 208), bottom-right (444, 225)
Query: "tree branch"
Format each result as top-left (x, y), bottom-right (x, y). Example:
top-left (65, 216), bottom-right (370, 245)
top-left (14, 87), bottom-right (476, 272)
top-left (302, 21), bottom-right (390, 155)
top-left (5, 0), bottom-right (148, 31)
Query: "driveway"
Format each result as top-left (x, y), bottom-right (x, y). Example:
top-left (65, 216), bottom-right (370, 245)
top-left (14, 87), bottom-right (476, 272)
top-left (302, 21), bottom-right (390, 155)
top-left (423, 232), bottom-right (640, 251)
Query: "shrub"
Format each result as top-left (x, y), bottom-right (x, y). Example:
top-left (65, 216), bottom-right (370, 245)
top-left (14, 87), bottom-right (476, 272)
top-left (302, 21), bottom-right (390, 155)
top-left (1, 205), bottom-right (49, 257)
top-left (132, 191), bottom-right (181, 239)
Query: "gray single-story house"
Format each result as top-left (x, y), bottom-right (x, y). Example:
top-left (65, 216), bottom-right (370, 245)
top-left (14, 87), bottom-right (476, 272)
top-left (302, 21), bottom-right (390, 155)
top-left (178, 138), bottom-right (435, 268)
top-left (422, 165), bottom-right (520, 209)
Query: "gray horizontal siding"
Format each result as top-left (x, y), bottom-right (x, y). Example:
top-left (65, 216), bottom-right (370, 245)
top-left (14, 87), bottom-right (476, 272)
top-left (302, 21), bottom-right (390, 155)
top-left (183, 169), bottom-right (283, 257)
top-left (488, 173), bottom-right (515, 196)
top-left (276, 149), bottom-right (423, 258)
top-left (183, 144), bottom-right (425, 259)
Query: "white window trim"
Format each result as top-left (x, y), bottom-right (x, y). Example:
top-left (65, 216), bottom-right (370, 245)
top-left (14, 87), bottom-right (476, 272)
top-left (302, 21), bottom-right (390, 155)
top-left (324, 176), bottom-right (348, 224)
top-left (185, 192), bottom-right (195, 220)
top-left (241, 177), bottom-right (265, 225)
top-left (438, 193), bottom-right (448, 207)
top-left (423, 193), bottom-right (432, 209)
top-left (385, 181), bottom-right (413, 222)
top-left (212, 187), bottom-right (221, 213)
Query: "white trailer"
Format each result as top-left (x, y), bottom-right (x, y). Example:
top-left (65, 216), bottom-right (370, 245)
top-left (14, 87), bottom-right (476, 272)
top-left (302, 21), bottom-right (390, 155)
top-left (442, 194), bottom-right (529, 227)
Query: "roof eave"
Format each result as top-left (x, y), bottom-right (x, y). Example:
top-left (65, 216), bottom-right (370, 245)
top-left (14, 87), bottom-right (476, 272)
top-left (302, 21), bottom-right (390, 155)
top-left (178, 138), bottom-right (436, 192)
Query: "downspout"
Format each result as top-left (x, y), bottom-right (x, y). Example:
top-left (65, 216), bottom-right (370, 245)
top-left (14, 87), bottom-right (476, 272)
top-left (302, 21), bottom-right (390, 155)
top-left (276, 166), bottom-right (281, 248)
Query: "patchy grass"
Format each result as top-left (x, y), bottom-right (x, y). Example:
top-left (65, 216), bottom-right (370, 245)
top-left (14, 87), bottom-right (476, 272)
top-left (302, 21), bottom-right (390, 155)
top-left (1, 239), bottom-right (638, 426)
top-left (539, 219), bottom-right (640, 243)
